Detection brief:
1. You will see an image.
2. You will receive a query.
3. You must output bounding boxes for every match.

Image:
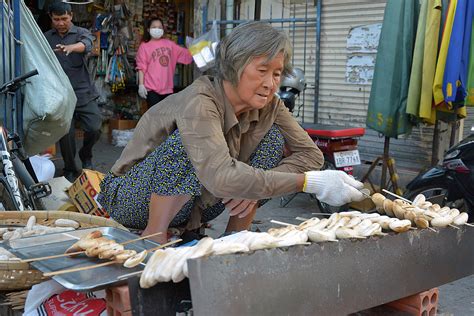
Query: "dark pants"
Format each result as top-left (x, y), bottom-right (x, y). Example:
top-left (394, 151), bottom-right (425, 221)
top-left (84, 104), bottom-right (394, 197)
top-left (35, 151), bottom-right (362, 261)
top-left (60, 99), bottom-right (102, 173)
top-left (146, 91), bottom-right (172, 109)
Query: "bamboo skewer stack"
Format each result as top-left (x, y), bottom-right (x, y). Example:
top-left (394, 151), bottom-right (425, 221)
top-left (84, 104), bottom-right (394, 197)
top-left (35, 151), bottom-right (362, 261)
top-left (0, 290), bottom-right (28, 310)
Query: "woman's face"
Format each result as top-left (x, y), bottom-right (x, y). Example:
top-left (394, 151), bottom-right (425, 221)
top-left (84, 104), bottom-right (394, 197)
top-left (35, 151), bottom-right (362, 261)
top-left (234, 53), bottom-right (284, 112)
top-left (150, 20), bottom-right (163, 30)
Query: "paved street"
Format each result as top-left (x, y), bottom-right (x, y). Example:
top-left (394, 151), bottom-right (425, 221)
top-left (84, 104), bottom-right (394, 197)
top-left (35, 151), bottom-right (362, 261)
top-left (53, 134), bottom-right (473, 315)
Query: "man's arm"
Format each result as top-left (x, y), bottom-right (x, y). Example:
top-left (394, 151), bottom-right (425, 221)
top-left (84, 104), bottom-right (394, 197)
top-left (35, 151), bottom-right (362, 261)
top-left (54, 42), bottom-right (85, 56)
top-left (55, 27), bottom-right (94, 56)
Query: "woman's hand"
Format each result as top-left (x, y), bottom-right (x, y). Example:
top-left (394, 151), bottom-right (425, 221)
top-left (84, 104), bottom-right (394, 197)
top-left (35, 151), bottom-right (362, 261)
top-left (303, 170), bottom-right (365, 206)
top-left (138, 84), bottom-right (148, 99)
top-left (222, 198), bottom-right (259, 218)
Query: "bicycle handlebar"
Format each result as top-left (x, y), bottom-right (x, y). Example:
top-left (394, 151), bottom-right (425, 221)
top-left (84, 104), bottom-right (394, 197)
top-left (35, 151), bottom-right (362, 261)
top-left (0, 69), bottom-right (39, 94)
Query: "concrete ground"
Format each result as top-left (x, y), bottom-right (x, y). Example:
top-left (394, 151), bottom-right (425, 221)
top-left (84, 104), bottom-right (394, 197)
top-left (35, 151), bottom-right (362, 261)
top-left (54, 134), bottom-right (473, 315)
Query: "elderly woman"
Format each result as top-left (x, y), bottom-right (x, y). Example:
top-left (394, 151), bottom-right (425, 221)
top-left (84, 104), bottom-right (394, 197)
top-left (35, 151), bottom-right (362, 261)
top-left (98, 22), bottom-right (364, 243)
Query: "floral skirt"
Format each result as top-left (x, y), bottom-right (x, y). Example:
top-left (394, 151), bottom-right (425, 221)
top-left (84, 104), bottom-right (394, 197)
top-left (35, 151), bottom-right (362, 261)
top-left (97, 125), bottom-right (284, 229)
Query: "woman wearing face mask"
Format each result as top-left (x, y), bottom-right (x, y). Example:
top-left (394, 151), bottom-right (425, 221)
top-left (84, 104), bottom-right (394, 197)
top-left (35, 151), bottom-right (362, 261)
top-left (136, 17), bottom-right (193, 108)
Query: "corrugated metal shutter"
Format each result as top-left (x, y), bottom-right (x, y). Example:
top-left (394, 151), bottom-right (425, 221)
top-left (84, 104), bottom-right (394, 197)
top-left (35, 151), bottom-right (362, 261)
top-left (314, 0), bottom-right (435, 171)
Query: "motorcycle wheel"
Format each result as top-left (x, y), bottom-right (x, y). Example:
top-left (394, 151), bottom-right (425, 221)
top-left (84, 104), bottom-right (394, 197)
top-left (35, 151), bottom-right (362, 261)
top-left (317, 160), bottom-right (349, 214)
top-left (404, 184), bottom-right (468, 212)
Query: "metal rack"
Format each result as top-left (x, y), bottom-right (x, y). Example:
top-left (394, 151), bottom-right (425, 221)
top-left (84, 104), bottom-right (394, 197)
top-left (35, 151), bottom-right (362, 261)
top-left (129, 227), bottom-right (473, 315)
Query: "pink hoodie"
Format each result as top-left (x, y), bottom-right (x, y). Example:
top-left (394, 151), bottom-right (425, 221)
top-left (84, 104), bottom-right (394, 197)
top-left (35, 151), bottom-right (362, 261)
top-left (136, 38), bottom-right (193, 94)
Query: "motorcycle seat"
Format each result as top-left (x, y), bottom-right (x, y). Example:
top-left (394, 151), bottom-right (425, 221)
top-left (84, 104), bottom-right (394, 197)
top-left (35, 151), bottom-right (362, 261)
top-left (302, 123), bottom-right (365, 139)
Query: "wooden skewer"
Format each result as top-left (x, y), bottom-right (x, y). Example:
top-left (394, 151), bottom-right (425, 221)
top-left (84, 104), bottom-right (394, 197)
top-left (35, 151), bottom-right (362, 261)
top-left (311, 213), bottom-right (331, 216)
top-left (270, 220), bottom-right (297, 227)
top-left (464, 223), bottom-right (474, 227)
top-left (295, 217), bottom-right (310, 221)
top-left (382, 189), bottom-right (412, 204)
top-left (43, 239), bottom-right (182, 277)
top-left (143, 239), bottom-right (182, 253)
top-left (116, 270), bottom-right (143, 280)
top-left (22, 250), bottom-right (84, 263)
top-left (43, 260), bottom-right (118, 277)
top-left (121, 232), bottom-right (163, 245)
top-left (427, 227), bottom-right (437, 232)
top-left (22, 231), bottom-right (163, 263)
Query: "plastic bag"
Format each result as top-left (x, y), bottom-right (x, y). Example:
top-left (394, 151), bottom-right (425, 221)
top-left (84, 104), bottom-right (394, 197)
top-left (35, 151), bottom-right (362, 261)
top-left (188, 20), bottom-right (219, 72)
top-left (0, 0), bottom-right (76, 155)
top-left (24, 280), bottom-right (107, 316)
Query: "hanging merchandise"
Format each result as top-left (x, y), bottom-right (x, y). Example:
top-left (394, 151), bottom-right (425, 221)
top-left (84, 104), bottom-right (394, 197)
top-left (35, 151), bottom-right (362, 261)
top-left (466, 18), bottom-right (474, 105)
top-left (442, 0), bottom-right (474, 105)
top-left (404, 0), bottom-right (474, 126)
top-left (188, 21), bottom-right (219, 72)
top-left (422, 0), bottom-right (473, 123)
top-left (431, 0), bottom-right (469, 122)
top-left (406, 0), bottom-right (436, 124)
top-left (97, 3), bottom-right (134, 93)
top-left (366, 0), bottom-right (420, 138)
top-left (106, 45), bottom-right (127, 92)
top-left (406, 0), bottom-right (442, 124)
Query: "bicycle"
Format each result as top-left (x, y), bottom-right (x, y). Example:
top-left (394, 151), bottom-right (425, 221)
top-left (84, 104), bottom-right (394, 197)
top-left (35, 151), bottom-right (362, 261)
top-left (0, 69), bottom-right (51, 210)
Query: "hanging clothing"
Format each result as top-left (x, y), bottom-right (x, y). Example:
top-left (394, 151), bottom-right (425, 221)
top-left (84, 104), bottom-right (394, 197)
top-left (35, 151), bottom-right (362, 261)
top-left (419, 0), bottom-right (442, 123)
top-left (433, 0), bottom-right (468, 122)
top-left (459, 0), bottom-right (474, 101)
top-left (406, 0), bottom-right (429, 122)
top-left (433, 0), bottom-right (457, 106)
top-left (366, 0), bottom-right (420, 137)
top-left (442, 0), bottom-right (470, 104)
top-left (466, 20), bottom-right (474, 105)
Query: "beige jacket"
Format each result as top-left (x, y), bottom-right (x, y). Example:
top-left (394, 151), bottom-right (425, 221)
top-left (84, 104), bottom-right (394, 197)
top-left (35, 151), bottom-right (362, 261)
top-left (111, 76), bottom-right (323, 207)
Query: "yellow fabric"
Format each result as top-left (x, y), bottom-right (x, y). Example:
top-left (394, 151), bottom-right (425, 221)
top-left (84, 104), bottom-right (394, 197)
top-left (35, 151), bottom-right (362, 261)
top-left (433, 0), bottom-right (457, 106)
top-left (302, 174), bottom-right (308, 192)
top-left (419, 0), bottom-right (442, 124)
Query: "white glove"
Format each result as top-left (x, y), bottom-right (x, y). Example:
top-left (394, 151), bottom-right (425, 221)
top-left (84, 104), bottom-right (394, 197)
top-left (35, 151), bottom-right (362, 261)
top-left (138, 84), bottom-right (148, 99)
top-left (303, 170), bottom-right (365, 206)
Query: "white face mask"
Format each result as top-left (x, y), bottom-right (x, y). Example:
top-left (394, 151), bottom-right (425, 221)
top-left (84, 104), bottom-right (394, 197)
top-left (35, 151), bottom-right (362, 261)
top-left (149, 28), bottom-right (164, 39)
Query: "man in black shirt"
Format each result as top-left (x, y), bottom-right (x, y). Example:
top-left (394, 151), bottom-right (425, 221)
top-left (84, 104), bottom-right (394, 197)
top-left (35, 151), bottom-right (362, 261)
top-left (44, 2), bottom-right (102, 182)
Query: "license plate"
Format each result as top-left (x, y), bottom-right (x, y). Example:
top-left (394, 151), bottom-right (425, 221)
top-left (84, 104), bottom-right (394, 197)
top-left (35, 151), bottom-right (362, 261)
top-left (333, 150), bottom-right (361, 168)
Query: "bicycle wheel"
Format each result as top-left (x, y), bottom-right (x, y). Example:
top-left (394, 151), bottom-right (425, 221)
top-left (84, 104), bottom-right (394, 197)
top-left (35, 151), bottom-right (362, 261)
top-left (0, 176), bottom-right (28, 210)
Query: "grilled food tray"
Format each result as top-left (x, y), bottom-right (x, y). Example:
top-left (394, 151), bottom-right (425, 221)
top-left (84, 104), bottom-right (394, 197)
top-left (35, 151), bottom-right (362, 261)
top-left (4, 227), bottom-right (158, 291)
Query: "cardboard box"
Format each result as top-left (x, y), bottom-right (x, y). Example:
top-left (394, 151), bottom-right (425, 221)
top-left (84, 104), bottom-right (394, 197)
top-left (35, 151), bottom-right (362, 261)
top-left (42, 176), bottom-right (78, 212)
top-left (67, 169), bottom-right (108, 217)
top-left (108, 119), bottom-right (138, 143)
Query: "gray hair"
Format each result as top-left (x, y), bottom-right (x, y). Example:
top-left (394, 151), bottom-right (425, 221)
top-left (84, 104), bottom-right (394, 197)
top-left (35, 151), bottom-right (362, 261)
top-left (215, 21), bottom-right (293, 85)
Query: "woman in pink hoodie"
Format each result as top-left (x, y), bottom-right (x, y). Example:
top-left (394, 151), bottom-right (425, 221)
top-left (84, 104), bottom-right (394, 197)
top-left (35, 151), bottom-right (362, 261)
top-left (136, 17), bottom-right (193, 108)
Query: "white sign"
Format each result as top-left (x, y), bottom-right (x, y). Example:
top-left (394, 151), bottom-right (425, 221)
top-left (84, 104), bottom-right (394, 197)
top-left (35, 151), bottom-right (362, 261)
top-left (334, 150), bottom-right (361, 168)
top-left (346, 23), bottom-right (381, 85)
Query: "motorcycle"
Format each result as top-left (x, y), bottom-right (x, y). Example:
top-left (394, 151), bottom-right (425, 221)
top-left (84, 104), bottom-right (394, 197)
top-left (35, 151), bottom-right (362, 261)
top-left (404, 127), bottom-right (474, 221)
top-left (278, 68), bottom-right (365, 213)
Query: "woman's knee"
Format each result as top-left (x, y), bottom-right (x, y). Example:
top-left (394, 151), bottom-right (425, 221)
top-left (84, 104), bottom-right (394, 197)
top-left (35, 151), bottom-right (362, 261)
top-left (249, 124), bottom-right (285, 169)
